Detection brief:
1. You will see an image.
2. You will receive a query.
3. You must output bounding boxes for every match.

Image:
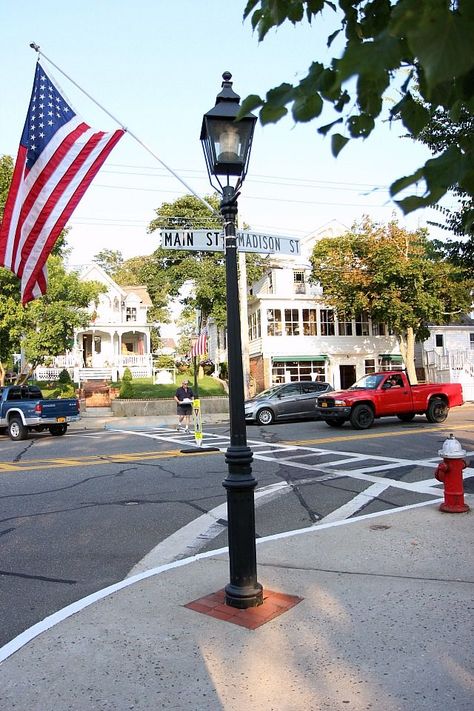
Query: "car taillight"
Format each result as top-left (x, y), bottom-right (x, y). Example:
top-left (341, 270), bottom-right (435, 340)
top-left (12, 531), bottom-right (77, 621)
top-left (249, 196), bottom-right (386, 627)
top-left (35, 403), bottom-right (42, 414)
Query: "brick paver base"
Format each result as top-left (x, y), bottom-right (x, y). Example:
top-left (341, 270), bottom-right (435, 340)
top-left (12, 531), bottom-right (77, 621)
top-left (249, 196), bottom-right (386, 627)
top-left (184, 588), bottom-right (303, 629)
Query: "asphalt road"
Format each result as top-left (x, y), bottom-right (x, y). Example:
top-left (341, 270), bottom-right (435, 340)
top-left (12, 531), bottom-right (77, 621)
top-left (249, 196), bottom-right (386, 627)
top-left (1, 407), bottom-right (473, 647)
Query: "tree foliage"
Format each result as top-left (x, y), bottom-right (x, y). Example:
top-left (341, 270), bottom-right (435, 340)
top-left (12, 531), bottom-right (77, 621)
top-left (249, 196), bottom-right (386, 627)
top-left (147, 193), bottom-right (266, 327)
top-left (309, 217), bottom-right (473, 382)
top-left (0, 155), bottom-right (105, 383)
top-left (93, 248), bottom-right (124, 276)
top-left (242, 1), bottom-right (474, 229)
top-left (415, 106), bottom-right (474, 270)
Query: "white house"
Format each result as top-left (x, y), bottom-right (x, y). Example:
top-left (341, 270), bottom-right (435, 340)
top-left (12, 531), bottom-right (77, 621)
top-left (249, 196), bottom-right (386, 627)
top-left (419, 315), bottom-right (474, 401)
top-left (207, 223), bottom-right (403, 392)
top-left (35, 264), bottom-right (154, 382)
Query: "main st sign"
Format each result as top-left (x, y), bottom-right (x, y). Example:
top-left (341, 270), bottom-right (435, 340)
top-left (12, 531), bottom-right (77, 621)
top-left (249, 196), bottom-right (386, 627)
top-left (160, 229), bottom-right (301, 256)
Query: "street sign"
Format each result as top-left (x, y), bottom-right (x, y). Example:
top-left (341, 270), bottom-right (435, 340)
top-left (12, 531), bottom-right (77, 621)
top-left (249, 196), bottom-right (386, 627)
top-left (159, 229), bottom-right (300, 256)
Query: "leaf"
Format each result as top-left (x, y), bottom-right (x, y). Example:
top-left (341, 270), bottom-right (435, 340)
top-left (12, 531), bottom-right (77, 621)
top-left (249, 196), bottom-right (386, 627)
top-left (331, 133), bottom-right (349, 157)
top-left (243, 0), bottom-right (259, 19)
top-left (317, 117), bottom-right (343, 136)
top-left (260, 103), bottom-right (288, 124)
top-left (390, 168), bottom-right (424, 197)
top-left (391, 93), bottom-right (430, 136)
top-left (237, 94), bottom-right (264, 119)
top-left (347, 113), bottom-right (375, 138)
top-left (327, 29), bottom-right (340, 47)
top-left (266, 82), bottom-right (294, 105)
top-left (292, 92), bottom-right (323, 122)
top-left (424, 146), bottom-right (463, 192)
top-left (403, 4), bottom-right (474, 92)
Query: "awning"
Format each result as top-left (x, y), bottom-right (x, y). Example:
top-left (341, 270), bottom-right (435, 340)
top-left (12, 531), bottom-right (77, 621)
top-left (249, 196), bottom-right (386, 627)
top-left (272, 355), bottom-right (328, 362)
top-left (379, 353), bottom-right (403, 363)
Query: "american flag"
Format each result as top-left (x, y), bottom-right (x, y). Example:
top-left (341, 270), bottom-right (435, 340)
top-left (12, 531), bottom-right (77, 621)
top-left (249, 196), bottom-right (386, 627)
top-left (191, 331), bottom-right (207, 357)
top-left (0, 62), bottom-right (124, 304)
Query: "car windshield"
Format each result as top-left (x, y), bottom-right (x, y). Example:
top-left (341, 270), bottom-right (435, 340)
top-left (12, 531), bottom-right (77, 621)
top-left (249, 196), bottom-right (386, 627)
top-left (253, 386), bottom-right (284, 400)
top-left (348, 374), bottom-right (384, 390)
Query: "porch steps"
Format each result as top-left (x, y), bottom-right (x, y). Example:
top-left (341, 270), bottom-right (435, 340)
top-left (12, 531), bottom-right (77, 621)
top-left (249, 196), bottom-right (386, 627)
top-left (79, 368), bottom-right (114, 381)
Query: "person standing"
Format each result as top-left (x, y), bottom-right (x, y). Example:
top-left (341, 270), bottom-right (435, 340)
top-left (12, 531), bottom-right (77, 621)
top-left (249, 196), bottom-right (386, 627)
top-left (174, 379), bottom-right (194, 432)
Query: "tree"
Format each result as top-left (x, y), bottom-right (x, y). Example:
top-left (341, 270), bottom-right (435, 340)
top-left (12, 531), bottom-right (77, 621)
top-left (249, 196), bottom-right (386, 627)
top-left (147, 194), bottom-right (266, 326)
top-left (17, 257), bottom-right (105, 380)
top-left (0, 154), bottom-right (105, 383)
top-left (416, 107), bottom-right (474, 270)
top-left (241, 1), bottom-right (474, 229)
top-left (93, 249), bottom-right (124, 276)
top-left (309, 218), bottom-right (473, 383)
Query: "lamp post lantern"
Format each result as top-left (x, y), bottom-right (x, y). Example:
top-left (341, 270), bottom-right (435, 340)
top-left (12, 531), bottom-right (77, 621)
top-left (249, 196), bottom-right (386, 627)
top-left (200, 72), bottom-right (263, 609)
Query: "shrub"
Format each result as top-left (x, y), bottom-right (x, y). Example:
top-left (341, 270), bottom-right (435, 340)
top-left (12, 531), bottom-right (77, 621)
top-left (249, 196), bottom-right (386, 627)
top-left (155, 355), bottom-right (175, 369)
top-left (122, 367), bottom-right (133, 382)
top-left (119, 380), bottom-right (134, 398)
top-left (58, 368), bottom-right (72, 384)
top-left (219, 362), bottom-right (228, 380)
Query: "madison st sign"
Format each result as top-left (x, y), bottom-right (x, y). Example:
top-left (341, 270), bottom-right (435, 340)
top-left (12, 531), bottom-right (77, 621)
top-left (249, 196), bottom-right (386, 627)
top-left (159, 229), bottom-right (301, 256)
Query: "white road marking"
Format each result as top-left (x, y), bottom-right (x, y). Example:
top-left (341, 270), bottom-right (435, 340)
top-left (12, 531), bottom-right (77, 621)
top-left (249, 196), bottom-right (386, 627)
top-left (0, 497), bottom-right (444, 665)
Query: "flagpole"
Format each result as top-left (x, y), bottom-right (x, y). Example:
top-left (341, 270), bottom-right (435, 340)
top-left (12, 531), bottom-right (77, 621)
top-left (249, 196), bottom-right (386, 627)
top-left (29, 42), bottom-right (220, 219)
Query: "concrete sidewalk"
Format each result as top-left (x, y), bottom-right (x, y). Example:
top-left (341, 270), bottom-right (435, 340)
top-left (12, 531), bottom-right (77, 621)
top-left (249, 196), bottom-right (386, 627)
top-left (1, 497), bottom-right (473, 711)
top-left (70, 411), bottom-right (230, 431)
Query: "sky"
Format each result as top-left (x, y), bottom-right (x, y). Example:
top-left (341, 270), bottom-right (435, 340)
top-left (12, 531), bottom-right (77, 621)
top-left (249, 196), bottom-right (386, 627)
top-left (1, 0), bottom-right (450, 270)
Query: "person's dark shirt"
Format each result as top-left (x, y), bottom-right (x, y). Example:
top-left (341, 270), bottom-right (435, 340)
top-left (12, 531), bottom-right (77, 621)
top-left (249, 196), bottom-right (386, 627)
top-left (175, 386), bottom-right (194, 403)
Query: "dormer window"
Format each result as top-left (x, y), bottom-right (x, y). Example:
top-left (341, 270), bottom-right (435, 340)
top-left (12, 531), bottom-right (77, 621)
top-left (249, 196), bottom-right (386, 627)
top-left (293, 270), bottom-right (305, 294)
top-left (126, 307), bottom-right (137, 322)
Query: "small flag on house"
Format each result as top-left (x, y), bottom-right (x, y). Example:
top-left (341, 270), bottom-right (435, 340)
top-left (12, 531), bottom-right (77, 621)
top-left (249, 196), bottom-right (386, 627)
top-left (0, 62), bottom-right (124, 304)
top-left (191, 331), bottom-right (207, 357)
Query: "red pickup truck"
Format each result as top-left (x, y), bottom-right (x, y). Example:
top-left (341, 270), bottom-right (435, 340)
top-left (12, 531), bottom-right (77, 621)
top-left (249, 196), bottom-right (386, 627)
top-left (315, 371), bottom-right (463, 430)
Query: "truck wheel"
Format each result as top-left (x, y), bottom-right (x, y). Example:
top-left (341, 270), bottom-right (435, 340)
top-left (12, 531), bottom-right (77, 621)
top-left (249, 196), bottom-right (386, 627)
top-left (426, 398), bottom-right (448, 423)
top-left (256, 408), bottom-right (274, 425)
top-left (325, 419), bottom-right (345, 428)
top-left (8, 417), bottom-right (28, 441)
top-left (350, 404), bottom-right (374, 430)
top-left (49, 424), bottom-right (68, 436)
top-left (397, 413), bottom-right (416, 422)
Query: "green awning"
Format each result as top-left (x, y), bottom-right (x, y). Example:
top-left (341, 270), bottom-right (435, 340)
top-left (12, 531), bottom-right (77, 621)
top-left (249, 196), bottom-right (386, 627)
top-left (379, 354), bottom-right (403, 363)
top-left (272, 355), bottom-right (328, 363)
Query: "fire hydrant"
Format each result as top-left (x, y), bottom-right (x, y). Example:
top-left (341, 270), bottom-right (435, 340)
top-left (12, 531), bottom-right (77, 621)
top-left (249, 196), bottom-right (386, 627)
top-left (434, 434), bottom-right (470, 513)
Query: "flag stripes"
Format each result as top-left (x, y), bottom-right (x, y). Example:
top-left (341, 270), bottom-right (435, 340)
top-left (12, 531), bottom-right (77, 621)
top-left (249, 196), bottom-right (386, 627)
top-left (0, 63), bottom-right (124, 303)
top-left (191, 332), bottom-right (207, 357)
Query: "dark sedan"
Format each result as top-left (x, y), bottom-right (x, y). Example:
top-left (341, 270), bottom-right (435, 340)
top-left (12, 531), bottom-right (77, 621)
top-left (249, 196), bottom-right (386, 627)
top-left (244, 381), bottom-right (334, 425)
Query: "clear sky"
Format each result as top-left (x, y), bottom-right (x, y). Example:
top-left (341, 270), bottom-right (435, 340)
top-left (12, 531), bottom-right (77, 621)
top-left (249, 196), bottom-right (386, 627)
top-left (1, 1), bottom-right (448, 268)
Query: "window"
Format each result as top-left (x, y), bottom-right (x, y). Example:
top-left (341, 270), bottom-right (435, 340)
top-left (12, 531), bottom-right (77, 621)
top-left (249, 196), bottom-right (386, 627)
top-left (94, 336), bottom-right (102, 354)
top-left (355, 311), bottom-right (370, 336)
top-left (293, 271), bottom-right (306, 294)
top-left (470, 333), bottom-right (474, 350)
top-left (271, 359), bottom-right (326, 383)
top-left (126, 307), bottom-right (137, 322)
top-left (279, 383), bottom-right (301, 397)
top-left (372, 321), bottom-right (386, 336)
top-left (338, 313), bottom-right (352, 336)
top-left (320, 309), bottom-right (335, 336)
top-left (302, 309), bottom-right (317, 336)
top-left (267, 309), bottom-right (282, 336)
top-left (435, 334), bottom-right (444, 347)
top-left (365, 358), bottom-right (376, 374)
top-left (248, 310), bottom-right (261, 341)
top-left (284, 309), bottom-right (299, 336)
top-left (379, 357), bottom-right (403, 372)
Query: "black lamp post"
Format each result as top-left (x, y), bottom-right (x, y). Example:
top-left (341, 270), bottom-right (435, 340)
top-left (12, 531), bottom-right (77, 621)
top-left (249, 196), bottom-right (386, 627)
top-left (200, 72), bottom-right (263, 608)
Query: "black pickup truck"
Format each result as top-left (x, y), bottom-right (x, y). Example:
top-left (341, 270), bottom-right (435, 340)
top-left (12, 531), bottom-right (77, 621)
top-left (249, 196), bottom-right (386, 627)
top-left (0, 385), bottom-right (80, 440)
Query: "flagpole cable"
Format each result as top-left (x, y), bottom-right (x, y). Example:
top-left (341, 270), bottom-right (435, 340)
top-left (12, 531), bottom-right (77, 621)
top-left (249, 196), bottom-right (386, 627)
top-left (29, 42), bottom-right (220, 219)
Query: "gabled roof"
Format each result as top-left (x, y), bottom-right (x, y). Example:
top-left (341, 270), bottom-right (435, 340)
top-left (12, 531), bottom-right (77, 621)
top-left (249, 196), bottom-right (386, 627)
top-left (122, 285), bottom-right (153, 307)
